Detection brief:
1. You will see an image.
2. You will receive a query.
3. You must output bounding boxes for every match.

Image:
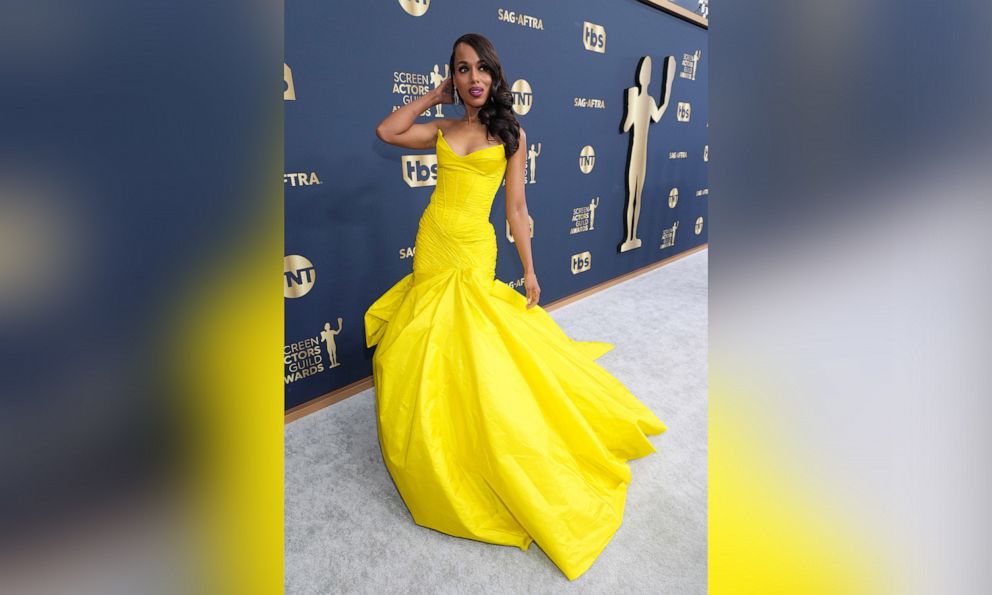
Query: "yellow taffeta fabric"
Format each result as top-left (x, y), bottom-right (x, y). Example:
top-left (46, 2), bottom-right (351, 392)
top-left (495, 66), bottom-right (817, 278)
top-left (364, 129), bottom-right (667, 581)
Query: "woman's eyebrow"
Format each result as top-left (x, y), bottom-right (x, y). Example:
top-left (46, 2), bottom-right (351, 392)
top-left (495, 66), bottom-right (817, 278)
top-left (456, 60), bottom-right (485, 66)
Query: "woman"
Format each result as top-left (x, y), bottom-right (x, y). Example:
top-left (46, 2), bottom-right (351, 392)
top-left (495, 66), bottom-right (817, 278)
top-left (365, 33), bottom-right (666, 581)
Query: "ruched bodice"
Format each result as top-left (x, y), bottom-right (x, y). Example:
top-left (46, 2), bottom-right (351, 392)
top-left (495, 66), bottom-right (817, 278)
top-left (413, 129), bottom-right (508, 282)
top-left (432, 128), bottom-right (506, 217)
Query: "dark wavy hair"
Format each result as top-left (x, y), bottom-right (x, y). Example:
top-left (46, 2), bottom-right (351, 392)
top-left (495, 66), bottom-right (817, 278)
top-left (449, 33), bottom-right (520, 158)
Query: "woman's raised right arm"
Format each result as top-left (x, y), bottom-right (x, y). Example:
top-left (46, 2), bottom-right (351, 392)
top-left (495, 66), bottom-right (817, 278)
top-left (375, 78), bottom-right (452, 149)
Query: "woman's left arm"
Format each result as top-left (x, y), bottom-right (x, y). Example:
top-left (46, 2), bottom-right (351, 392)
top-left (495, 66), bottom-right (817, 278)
top-left (505, 127), bottom-right (541, 308)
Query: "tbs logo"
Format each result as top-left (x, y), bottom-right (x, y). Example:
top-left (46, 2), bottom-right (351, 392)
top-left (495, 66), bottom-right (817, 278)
top-left (582, 22), bottom-right (606, 53)
top-left (401, 154), bottom-right (438, 188)
top-left (570, 251), bottom-right (592, 275)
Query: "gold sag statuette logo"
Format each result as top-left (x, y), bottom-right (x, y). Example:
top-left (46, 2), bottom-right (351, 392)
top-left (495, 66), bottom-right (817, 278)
top-left (677, 101), bottom-right (692, 122)
top-left (401, 153), bottom-right (438, 187)
top-left (284, 172), bottom-right (322, 187)
top-left (704, 144), bottom-right (709, 162)
top-left (525, 142), bottom-right (541, 184)
top-left (570, 251), bottom-right (592, 274)
top-left (695, 216), bottom-right (704, 235)
top-left (505, 215), bottom-right (535, 243)
top-left (620, 55), bottom-right (675, 252)
top-left (431, 64), bottom-right (450, 118)
top-left (284, 63), bottom-right (296, 101)
top-left (660, 221), bottom-right (679, 249)
top-left (512, 79), bottom-right (533, 116)
top-left (579, 145), bottom-right (596, 174)
top-left (680, 50), bottom-right (701, 81)
top-left (582, 21), bottom-right (606, 53)
top-left (570, 197), bottom-right (599, 235)
top-left (668, 187), bottom-right (679, 208)
top-left (284, 318), bottom-right (344, 385)
top-left (320, 319), bottom-right (343, 368)
top-left (397, 0), bottom-right (430, 17)
top-left (284, 254), bottom-right (315, 298)
top-left (393, 68), bottom-right (442, 117)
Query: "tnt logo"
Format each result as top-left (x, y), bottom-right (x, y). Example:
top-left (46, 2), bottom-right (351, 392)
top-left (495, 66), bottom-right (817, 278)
top-left (582, 22), bottom-right (606, 53)
top-left (284, 254), bottom-right (315, 298)
top-left (401, 154), bottom-right (438, 188)
top-left (570, 251), bottom-right (591, 275)
top-left (398, 0), bottom-right (430, 17)
top-left (579, 145), bottom-right (596, 174)
top-left (284, 63), bottom-right (296, 101)
top-left (694, 216), bottom-right (704, 235)
top-left (677, 102), bottom-right (692, 122)
top-left (668, 187), bottom-right (679, 208)
top-left (511, 79), bottom-right (533, 116)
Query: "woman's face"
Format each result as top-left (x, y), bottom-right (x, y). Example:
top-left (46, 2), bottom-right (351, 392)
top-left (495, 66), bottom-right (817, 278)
top-left (453, 43), bottom-right (494, 107)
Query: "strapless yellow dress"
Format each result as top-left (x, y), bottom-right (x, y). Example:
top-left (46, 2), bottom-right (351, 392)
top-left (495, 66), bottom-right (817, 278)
top-left (364, 128), bottom-right (666, 580)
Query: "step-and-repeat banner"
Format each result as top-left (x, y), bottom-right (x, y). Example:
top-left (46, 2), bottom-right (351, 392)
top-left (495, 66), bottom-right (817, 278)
top-left (285, 0), bottom-right (708, 411)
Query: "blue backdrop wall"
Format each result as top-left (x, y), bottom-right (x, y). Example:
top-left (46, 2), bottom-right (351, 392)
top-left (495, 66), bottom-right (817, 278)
top-left (284, 0), bottom-right (708, 411)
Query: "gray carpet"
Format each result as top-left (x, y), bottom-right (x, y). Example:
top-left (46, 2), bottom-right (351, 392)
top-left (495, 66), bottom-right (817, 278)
top-left (285, 249), bottom-right (708, 594)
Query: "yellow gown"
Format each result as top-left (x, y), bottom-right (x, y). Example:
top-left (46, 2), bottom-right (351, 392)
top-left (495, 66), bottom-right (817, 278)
top-left (364, 128), bottom-right (667, 581)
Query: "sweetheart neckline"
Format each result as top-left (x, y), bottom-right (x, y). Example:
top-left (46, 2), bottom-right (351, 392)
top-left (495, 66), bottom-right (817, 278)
top-left (437, 129), bottom-right (504, 159)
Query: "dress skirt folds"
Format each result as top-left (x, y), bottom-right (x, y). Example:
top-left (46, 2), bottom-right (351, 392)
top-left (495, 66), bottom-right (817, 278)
top-left (364, 129), bottom-right (666, 580)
